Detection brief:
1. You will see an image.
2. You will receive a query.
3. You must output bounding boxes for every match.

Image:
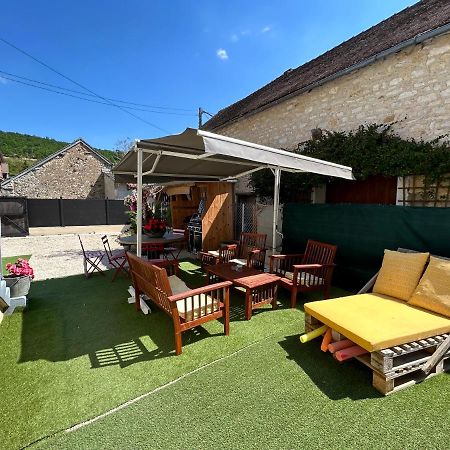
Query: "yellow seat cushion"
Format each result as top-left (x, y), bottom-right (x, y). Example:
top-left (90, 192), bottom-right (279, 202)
top-left (304, 293), bottom-right (450, 352)
top-left (408, 256), bottom-right (450, 318)
top-left (373, 250), bottom-right (429, 301)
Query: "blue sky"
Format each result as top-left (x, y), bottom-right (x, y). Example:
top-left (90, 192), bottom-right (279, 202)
top-left (0, 0), bottom-right (415, 150)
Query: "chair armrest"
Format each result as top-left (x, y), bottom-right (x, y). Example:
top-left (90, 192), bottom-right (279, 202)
top-left (293, 263), bottom-right (336, 270)
top-left (270, 253), bottom-right (304, 273)
top-left (168, 281), bottom-right (232, 303)
top-left (199, 251), bottom-right (219, 267)
top-left (247, 248), bottom-right (266, 270)
top-left (249, 248), bottom-right (265, 255)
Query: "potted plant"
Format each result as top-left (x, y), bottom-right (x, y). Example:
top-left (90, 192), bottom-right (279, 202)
top-left (4, 258), bottom-right (34, 297)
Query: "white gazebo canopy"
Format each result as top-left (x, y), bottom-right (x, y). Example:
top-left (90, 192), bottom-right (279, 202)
top-left (113, 128), bottom-right (354, 255)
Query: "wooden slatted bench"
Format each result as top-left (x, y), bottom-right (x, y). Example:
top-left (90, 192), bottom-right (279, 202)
top-left (126, 252), bottom-right (232, 355)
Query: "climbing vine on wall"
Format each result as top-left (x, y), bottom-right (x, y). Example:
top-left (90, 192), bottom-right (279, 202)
top-left (250, 123), bottom-right (450, 202)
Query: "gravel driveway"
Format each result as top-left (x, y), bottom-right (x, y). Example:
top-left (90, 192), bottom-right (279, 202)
top-left (2, 228), bottom-right (124, 280)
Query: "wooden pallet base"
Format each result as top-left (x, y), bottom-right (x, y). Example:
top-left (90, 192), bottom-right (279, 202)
top-left (304, 313), bottom-right (450, 395)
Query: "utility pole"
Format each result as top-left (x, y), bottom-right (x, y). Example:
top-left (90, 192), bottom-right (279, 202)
top-left (198, 107), bottom-right (213, 129)
top-left (198, 107), bottom-right (203, 128)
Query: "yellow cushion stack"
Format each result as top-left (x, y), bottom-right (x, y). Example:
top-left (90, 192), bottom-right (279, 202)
top-left (373, 250), bottom-right (429, 301)
top-left (408, 256), bottom-right (450, 318)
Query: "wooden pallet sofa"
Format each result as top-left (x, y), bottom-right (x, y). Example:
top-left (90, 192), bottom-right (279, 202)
top-left (126, 252), bottom-right (232, 355)
top-left (302, 249), bottom-right (450, 395)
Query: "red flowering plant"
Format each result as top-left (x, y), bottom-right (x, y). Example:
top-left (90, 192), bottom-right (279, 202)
top-left (144, 218), bottom-right (167, 234)
top-left (5, 258), bottom-right (35, 279)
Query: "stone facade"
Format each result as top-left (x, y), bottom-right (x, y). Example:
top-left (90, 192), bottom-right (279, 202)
top-left (1, 141), bottom-right (113, 199)
top-left (217, 32), bottom-right (450, 194)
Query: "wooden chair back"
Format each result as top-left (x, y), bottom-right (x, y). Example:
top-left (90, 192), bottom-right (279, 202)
top-left (238, 233), bottom-right (267, 259)
top-left (303, 240), bottom-right (337, 266)
top-left (78, 235), bottom-right (88, 258)
top-left (219, 244), bottom-right (238, 263)
top-left (101, 235), bottom-right (113, 260)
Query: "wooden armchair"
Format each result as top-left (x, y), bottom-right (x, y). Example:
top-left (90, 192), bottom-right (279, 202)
top-left (126, 252), bottom-right (232, 355)
top-left (269, 240), bottom-right (337, 308)
top-left (233, 232), bottom-right (267, 270)
top-left (200, 233), bottom-right (267, 270)
top-left (200, 244), bottom-right (238, 268)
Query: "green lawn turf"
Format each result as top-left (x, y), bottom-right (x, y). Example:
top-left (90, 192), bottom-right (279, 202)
top-left (2, 255), bottom-right (32, 276)
top-left (0, 261), bottom-right (448, 449)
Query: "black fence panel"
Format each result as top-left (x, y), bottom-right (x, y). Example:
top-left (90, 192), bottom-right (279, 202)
top-left (107, 200), bottom-right (128, 225)
top-left (27, 198), bottom-right (128, 227)
top-left (62, 199), bottom-right (106, 226)
top-left (27, 199), bottom-right (61, 227)
top-left (0, 197), bottom-right (29, 237)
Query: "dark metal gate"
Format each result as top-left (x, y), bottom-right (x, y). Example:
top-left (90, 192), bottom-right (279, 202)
top-left (0, 197), bottom-right (29, 237)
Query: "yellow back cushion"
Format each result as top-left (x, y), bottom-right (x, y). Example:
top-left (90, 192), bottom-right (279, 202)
top-left (373, 250), bottom-right (429, 301)
top-left (408, 256), bottom-right (450, 318)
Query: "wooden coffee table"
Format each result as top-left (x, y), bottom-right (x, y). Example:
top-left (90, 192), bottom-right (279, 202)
top-left (206, 263), bottom-right (280, 320)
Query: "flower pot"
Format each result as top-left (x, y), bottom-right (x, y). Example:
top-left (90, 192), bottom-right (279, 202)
top-left (4, 275), bottom-right (32, 297)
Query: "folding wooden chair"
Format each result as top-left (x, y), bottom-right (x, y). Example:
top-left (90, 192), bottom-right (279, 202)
top-left (78, 235), bottom-right (105, 278)
top-left (101, 235), bottom-right (129, 281)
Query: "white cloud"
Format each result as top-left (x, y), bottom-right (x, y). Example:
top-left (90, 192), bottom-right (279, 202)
top-left (216, 48), bottom-right (229, 60)
top-left (231, 33), bottom-right (239, 43)
top-left (262, 25), bottom-right (271, 33)
top-left (240, 30), bottom-right (250, 36)
top-left (0, 77), bottom-right (8, 85)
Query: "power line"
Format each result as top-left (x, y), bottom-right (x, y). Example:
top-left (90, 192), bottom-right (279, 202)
top-left (0, 74), bottom-right (197, 117)
top-left (0, 69), bottom-right (195, 112)
top-left (0, 37), bottom-right (171, 133)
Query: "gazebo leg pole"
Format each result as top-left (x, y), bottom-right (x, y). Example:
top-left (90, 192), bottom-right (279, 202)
top-left (136, 147), bottom-right (143, 257)
top-left (272, 168), bottom-right (281, 254)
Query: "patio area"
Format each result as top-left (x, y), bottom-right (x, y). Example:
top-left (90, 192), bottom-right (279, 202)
top-left (1, 262), bottom-right (448, 449)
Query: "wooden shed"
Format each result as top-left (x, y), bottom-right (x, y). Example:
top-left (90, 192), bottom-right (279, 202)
top-left (165, 182), bottom-right (234, 251)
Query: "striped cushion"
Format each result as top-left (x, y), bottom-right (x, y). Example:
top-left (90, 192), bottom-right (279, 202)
top-left (169, 275), bottom-right (219, 321)
top-left (229, 258), bottom-right (247, 266)
top-left (285, 271), bottom-right (324, 286)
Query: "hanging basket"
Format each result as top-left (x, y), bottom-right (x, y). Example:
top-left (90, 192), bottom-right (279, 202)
top-left (4, 275), bottom-right (32, 297)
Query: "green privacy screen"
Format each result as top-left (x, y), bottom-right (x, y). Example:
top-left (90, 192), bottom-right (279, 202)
top-left (282, 204), bottom-right (450, 291)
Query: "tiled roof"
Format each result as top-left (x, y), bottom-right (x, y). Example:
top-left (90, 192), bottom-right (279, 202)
top-left (203, 0), bottom-right (450, 131)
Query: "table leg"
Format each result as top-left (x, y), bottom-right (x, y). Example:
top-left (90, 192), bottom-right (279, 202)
top-left (272, 283), bottom-right (278, 310)
top-left (245, 288), bottom-right (252, 320)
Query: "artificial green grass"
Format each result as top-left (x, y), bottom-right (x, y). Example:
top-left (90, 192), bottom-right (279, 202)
top-left (1, 261), bottom-right (448, 449)
top-left (2, 254), bottom-right (32, 275)
top-left (39, 332), bottom-right (450, 450)
top-left (1, 260), bottom-right (340, 449)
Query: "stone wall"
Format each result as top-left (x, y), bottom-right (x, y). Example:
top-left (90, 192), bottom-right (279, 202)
top-left (2, 142), bottom-right (110, 199)
top-left (217, 31), bottom-right (450, 165)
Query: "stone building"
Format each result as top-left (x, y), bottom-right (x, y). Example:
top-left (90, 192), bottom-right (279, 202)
top-left (203, 0), bottom-right (450, 206)
top-left (0, 139), bottom-right (115, 199)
